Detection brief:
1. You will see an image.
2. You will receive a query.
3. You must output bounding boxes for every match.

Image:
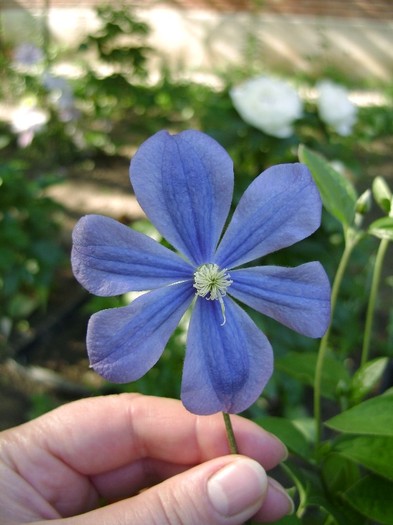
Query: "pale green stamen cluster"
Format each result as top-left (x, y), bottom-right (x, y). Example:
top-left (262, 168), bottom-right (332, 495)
top-left (193, 263), bottom-right (232, 325)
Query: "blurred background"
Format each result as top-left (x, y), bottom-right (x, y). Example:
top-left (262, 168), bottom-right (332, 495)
top-left (0, 0), bottom-right (392, 430)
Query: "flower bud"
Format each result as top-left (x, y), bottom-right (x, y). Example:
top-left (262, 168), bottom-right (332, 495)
top-left (372, 177), bottom-right (392, 215)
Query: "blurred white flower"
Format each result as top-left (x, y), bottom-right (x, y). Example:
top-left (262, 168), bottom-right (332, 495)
top-left (230, 76), bottom-right (303, 138)
top-left (11, 99), bottom-right (48, 148)
top-left (13, 43), bottom-right (44, 67)
top-left (317, 81), bottom-right (357, 136)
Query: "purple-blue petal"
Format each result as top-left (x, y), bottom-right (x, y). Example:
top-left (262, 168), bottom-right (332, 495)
top-left (86, 282), bottom-right (194, 382)
top-left (229, 262), bottom-right (331, 338)
top-left (181, 296), bottom-right (273, 415)
top-left (215, 163), bottom-right (322, 269)
top-left (130, 130), bottom-right (234, 265)
top-left (72, 214), bottom-right (194, 296)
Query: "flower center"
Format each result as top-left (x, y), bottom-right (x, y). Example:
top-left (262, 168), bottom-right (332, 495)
top-left (193, 263), bottom-right (232, 300)
top-left (193, 264), bottom-right (232, 325)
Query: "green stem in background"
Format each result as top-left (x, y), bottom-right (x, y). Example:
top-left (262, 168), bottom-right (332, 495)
top-left (361, 237), bottom-right (390, 367)
top-left (314, 237), bottom-right (357, 446)
top-left (223, 412), bottom-right (239, 454)
top-left (42, 0), bottom-right (51, 66)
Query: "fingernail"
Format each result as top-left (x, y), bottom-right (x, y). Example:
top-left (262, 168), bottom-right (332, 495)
top-left (268, 477), bottom-right (295, 515)
top-left (280, 443), bottom-right (289, 462)
top-left (268, 432), bottom-right (289, 462)
top-left (207, 458), bottom-right (267, 517)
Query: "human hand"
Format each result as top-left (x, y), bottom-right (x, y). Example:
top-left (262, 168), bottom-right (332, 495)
top-left (0, 393), bottom-right (293, 524)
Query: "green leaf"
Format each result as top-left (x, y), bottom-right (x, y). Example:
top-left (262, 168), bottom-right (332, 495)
top-left (325, 391), bottom-right (393, 436)
top-left (284, 462), bottom-right (362, 525)
top-left (284, 462), bottom-right (325, 508)
top-left (350, 357), bottom-right (389, 404)
top-left (372, 176), bottom-right (392, 214)
top-left (322, 452), bottom-right (360, 497)
top-left (298, 145), bottom-right (358, 227)
top-left (369, 216), bottom-right (393, 241)
top-left (334, 435), bottom-right (393, 480)
top-left (257, 416), bottom-right (311, 459)
top-left (276, 351), bottom-right (350, 400)
top-left (343, 474), bottom-right (393, 524)
top-left (8, 293), bottom-right (39, 318)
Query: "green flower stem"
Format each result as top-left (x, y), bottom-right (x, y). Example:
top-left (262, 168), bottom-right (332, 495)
top-left (223, 412), bottom-right (239, 454)
top-left (361, 237), bottom-right (390, 367)
top-left (223, 412), bottom-right (253, 525)
top-left (314, 238), bottom-right (356, 446)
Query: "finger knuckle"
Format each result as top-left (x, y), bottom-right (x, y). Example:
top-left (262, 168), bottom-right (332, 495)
top-left (149, 487), bottom-right (203, 525)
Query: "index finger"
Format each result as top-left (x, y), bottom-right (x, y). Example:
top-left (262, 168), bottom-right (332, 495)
top-left (10, 393), bottom-right (287, 475)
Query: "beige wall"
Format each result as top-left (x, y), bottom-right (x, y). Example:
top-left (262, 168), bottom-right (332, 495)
top-left (2, 5), bottom-right (393, 81)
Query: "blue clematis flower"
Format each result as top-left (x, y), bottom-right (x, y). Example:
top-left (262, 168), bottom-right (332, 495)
top-left (71, 130), bottom-right (331, 415)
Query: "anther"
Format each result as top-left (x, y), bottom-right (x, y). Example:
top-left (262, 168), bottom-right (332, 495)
top-left (193, 264), bottom-right (232, 325)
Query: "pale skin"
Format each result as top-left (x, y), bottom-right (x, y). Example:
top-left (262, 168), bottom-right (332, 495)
top-left (0, 394), bottom-right (293, 525)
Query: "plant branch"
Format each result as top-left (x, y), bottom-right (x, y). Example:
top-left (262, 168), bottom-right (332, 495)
top-left (361, 237), bottom-right (390, 367)
top-left (313, 237), bottom-right (356, 445)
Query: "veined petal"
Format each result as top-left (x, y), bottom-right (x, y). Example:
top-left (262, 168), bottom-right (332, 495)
top-left (130, 130), bottom-right (234, 265)
top-left (181, 296), bottom-right (273, 414)
top-left (87, 283), bottom-right (194, 383)
top-left (215, 163), bottom-right (322, 269)
top-left (230, 262), bottom-right (331, 338)
top-left (72, 215), bottom-right (193, 296)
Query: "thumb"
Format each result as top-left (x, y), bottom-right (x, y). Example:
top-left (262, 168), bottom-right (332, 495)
top-left (65, 456), bottom-right (268, 525)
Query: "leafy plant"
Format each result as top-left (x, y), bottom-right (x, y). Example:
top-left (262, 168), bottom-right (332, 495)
top-left (79, 3), bottom-right (152, 79)
top-left (260, 147), bottom-right (393, 525)
top-left (0, 162), bottom-right (65, 357)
